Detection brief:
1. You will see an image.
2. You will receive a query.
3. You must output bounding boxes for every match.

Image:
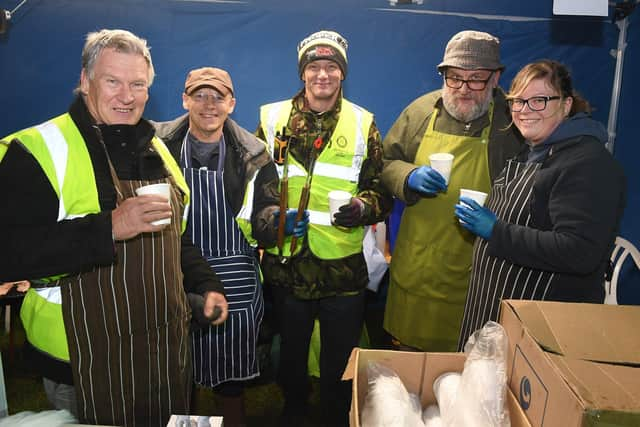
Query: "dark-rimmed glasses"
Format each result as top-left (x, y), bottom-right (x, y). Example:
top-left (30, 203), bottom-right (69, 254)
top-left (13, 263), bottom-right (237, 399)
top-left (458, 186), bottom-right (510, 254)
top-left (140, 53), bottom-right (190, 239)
top-left (444, 72), bottom-right (493, 91)
top-left (507, 96), bottom-right (561, 112)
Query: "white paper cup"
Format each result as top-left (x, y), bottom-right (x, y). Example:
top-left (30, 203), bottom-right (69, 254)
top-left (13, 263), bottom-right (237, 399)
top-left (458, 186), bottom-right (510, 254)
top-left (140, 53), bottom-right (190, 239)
top-left (328, 190), bottom-right (352, 225)
top-left (429, 153), bottom-right (454, 183)
top-left (135, 183), bottom-right (171, 225)
top-left (459, 188), bottom-right (488, 207)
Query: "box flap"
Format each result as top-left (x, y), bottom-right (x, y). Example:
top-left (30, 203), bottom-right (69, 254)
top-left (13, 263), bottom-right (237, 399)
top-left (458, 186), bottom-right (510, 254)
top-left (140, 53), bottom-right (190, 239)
top-left (548, 354), bottom-right (640, 411)
top-left (504, 300), bottom-right (640, 365)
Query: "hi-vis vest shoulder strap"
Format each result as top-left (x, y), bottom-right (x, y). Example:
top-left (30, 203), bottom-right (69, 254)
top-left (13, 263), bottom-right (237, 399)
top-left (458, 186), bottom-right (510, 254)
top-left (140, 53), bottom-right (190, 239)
top-left (3, 113), bottom-right (191, 362)
top-left (259, 99), bottom-right (372, 259)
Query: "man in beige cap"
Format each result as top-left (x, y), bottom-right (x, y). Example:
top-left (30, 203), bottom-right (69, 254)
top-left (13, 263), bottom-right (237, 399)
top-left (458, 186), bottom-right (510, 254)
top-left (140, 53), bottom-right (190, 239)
top-left (153, 67), bottom-right (307, 426)
top-left (381, 30), bottom-right (524, 353)
top-left (256, 30), bottom-right (392, 426)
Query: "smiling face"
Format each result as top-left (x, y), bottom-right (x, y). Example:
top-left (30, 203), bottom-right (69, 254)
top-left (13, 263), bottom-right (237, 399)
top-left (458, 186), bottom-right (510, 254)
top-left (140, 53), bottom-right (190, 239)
top-left (302, 59), bottom-right (343, 111)
top-left (80, 47), bottom-right (150, 125)
top-left (441, 67), bottom-right (499, 123)
top-left (183, 87), bottom-right (235, 142)
top-left (511, 77), bottom-right (572, 146)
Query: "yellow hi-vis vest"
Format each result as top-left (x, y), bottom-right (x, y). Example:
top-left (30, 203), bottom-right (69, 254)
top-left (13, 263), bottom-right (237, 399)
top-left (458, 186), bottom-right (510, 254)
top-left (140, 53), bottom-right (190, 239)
top-left (259, 98), bottom-right (372, 259)
top-left (2, 113), bottom-right (190, 362)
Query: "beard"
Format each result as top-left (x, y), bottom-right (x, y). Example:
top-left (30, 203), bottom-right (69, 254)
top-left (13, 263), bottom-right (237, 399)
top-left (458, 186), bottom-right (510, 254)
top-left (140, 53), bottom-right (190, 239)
top-left (442, 88), bottom-right (493, 123)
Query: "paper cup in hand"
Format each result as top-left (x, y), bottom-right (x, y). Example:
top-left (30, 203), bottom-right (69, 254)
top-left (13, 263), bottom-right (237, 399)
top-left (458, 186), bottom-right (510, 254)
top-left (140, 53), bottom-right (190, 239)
top-left (429, 153), bottom-right (454, 183)
top-left (135, 183), bottom-right (171, 225)
top-left (328, 190), bottom-right (352, 225)
top-left (459, 188), bottom-right (488, 207)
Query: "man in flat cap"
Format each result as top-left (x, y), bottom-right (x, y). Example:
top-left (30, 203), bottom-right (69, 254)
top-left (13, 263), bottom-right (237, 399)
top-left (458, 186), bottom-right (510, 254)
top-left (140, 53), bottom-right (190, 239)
top-left (256, 30), bottom-right (392, 426)
top-left (381, 30), bottom-right (524, 353)
top-left (154, 67), bottom-right (308, 426)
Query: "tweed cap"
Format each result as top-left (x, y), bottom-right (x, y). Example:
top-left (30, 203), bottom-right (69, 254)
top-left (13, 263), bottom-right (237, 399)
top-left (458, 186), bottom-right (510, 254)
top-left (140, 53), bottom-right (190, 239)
top-left (297, 30), bottom-right (348, 77)
top-left (438, 30), bottom-right (504, 72)
top-left (184, 67), bottom-right (234, 96)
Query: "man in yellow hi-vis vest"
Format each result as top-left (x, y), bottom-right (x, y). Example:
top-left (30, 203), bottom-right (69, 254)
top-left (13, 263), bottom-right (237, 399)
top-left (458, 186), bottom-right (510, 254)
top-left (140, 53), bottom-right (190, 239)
top-left (0, 29), bottom-right (227, 427)
top-left (256, 30), bottom-right (393, 427)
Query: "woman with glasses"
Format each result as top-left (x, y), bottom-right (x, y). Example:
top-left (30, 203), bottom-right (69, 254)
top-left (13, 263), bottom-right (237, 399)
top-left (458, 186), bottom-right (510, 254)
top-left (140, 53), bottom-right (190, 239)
top-left (455, 60), bottom-right (626, 348)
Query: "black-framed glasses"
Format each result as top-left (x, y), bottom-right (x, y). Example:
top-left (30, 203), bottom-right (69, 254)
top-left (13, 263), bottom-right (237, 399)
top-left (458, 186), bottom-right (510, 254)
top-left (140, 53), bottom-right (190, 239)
top-left (191, 91), bottom-right (228, 105)
top-left (507, 96), bottom-right (561, 112)
top-left (443, 72), bottom-right (493, 91)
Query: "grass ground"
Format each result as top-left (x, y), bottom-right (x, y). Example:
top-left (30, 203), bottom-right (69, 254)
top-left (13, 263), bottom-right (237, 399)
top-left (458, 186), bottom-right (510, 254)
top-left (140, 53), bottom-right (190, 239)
top-left (0, 284), bottom-right (390, 426)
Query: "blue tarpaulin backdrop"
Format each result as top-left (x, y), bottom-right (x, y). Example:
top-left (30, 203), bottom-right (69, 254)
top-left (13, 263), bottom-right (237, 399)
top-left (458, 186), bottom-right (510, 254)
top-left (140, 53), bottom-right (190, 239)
top-left (0, 0), bottom-right (638, 302)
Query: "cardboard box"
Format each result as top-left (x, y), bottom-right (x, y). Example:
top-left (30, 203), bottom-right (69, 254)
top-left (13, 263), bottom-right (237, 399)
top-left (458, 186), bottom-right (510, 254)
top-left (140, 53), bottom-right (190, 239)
top-left (343, 348), bottom-right (531, 427)
top-left (500, 300), bottom-right (640, 427)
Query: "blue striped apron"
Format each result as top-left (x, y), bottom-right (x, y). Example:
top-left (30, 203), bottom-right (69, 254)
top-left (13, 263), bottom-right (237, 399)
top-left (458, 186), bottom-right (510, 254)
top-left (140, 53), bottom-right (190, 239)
top-left (458, 160), bottom-right (553, 349)
top-left (180, 133), bottom-right (264, 387)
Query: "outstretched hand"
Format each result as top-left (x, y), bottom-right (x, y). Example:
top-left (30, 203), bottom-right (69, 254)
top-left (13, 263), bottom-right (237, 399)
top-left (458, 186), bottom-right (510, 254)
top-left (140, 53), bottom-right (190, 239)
top-left (454, 196), bottom-right (497, 240)
top-left (407, 166), bottom-right (447, 196)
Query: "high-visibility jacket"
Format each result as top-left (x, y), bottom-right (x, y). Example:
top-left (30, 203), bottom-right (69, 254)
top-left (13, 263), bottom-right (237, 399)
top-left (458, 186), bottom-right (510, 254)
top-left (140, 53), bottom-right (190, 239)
top-left (259, 98), bottom-right (372, 259)
top-left (2, 113), bottom-right (189, 362)
top-left (232, 169), bottom-right (259, 247)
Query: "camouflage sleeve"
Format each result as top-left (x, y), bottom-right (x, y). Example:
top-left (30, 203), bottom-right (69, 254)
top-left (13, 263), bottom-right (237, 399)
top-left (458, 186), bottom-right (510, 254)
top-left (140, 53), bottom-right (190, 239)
top-left (356, 120), bottom-right (394, 225)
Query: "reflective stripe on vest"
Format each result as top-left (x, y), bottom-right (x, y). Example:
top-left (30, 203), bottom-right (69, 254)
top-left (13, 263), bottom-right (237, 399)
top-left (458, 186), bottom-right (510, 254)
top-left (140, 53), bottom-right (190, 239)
top-left (259, 99), bottom-right (372, 259)
top-left (5, 114), bottom-right (191, 361)
top-left (236, 168), bottom-right (260, 247)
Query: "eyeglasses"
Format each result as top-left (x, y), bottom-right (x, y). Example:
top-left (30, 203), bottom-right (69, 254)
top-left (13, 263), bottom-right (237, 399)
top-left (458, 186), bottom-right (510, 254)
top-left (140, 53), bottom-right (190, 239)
top-left (507, 96), bottom-right (561, 112)
top-left (191, 92), bottom-right (227, 104)
top-left (444, 72), bottom-right (493, 91)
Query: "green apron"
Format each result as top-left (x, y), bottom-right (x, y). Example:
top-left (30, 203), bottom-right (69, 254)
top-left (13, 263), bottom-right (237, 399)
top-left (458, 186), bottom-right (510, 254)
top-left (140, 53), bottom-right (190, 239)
top-left (384, 104), bottom-right (493, 351)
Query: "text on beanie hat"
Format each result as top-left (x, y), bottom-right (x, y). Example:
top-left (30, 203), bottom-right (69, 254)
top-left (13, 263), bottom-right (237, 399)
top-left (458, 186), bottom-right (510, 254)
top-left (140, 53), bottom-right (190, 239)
top-left (297, 30), bottom-right (348, 77)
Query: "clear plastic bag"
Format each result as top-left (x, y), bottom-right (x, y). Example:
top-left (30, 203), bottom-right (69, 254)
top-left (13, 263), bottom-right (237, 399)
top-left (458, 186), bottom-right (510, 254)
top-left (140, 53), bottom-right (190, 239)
top-left (361, 362), bottom-right (425, 427)
top-left (438, 321), bottom-right (510, 427)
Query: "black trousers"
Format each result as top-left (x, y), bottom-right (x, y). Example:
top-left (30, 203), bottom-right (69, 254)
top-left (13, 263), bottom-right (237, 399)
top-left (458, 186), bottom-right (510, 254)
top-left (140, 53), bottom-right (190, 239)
top-left (272, 286), bottom-right (366, 424)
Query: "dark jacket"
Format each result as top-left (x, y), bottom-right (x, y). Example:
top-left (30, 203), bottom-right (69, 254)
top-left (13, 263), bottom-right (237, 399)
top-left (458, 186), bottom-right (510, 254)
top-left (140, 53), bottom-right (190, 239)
top-left (489, 118), bottom-right (626, 301)
top-left (381, 88), bottom-right (524, 204)
top-left (152, 114), bottom-right (280, 245)
top-left (0, 97), bottom-right (224, 382)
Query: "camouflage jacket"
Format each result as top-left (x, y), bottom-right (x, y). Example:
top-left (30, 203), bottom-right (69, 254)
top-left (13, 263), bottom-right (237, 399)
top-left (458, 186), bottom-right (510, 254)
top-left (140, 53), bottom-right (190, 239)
top-left (256, 89), bottom-right (393, 299)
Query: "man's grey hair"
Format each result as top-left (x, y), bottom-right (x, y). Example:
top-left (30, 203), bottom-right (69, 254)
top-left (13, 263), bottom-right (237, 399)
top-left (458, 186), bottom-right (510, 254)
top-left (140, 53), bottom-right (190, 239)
top-left (77, 29), bottom-right (155, 91)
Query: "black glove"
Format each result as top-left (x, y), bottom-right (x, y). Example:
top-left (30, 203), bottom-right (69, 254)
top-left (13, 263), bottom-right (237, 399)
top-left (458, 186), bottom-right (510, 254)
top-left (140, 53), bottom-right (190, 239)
top-left (333, 197), bottom-right (365, 227)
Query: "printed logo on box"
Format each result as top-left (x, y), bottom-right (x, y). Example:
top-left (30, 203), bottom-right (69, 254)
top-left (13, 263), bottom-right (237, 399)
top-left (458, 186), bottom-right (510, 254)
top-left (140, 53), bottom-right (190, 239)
top-left (510, 345), bottom-right (549, 426)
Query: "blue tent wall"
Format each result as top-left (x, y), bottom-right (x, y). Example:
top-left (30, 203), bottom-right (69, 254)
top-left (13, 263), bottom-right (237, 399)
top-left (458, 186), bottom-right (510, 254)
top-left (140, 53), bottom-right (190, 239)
top-left (0, 0), bottom-right (638, 300)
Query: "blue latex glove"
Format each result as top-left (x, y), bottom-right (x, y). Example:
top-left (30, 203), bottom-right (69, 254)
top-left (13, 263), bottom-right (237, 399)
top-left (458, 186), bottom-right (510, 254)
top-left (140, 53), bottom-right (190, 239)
top-left (407, 166), bottom-right (447, 195)
top-left (454, 196), bottom-right (497, 240)
top-left (333, 197), bottom-right (365, 227)
top-left (273, 209), bottom-right (310, 238)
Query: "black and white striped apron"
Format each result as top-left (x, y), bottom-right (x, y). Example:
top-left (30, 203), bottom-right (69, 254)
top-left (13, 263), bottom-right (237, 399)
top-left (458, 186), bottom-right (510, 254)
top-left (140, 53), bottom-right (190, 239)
top-left (180, 134), bottom-right (263, 388)
top-left (458, 159), bottom-right (555, 349)
top-left (61, 170), bottom-right (191, 426)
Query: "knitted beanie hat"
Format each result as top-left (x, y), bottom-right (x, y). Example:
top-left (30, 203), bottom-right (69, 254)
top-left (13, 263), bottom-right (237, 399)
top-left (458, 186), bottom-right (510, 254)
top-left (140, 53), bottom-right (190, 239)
top-left (297, 30), bottom-right (348, 77)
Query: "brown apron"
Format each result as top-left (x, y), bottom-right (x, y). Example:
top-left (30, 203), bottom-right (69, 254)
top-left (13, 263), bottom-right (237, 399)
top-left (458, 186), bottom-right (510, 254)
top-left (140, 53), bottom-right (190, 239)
top-left (60, 162), bottom-right (191, 426)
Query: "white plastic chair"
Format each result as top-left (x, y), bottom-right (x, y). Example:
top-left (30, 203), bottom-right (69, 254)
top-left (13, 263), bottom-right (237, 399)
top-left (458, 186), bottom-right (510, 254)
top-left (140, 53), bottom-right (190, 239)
top-left (604, 237), bottom-right (640, 305)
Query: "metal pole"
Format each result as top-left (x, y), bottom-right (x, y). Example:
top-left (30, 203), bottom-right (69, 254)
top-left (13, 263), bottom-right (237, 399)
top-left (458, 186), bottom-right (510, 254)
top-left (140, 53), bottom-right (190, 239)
top-left (606, 12), bottom-right (630, 153)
